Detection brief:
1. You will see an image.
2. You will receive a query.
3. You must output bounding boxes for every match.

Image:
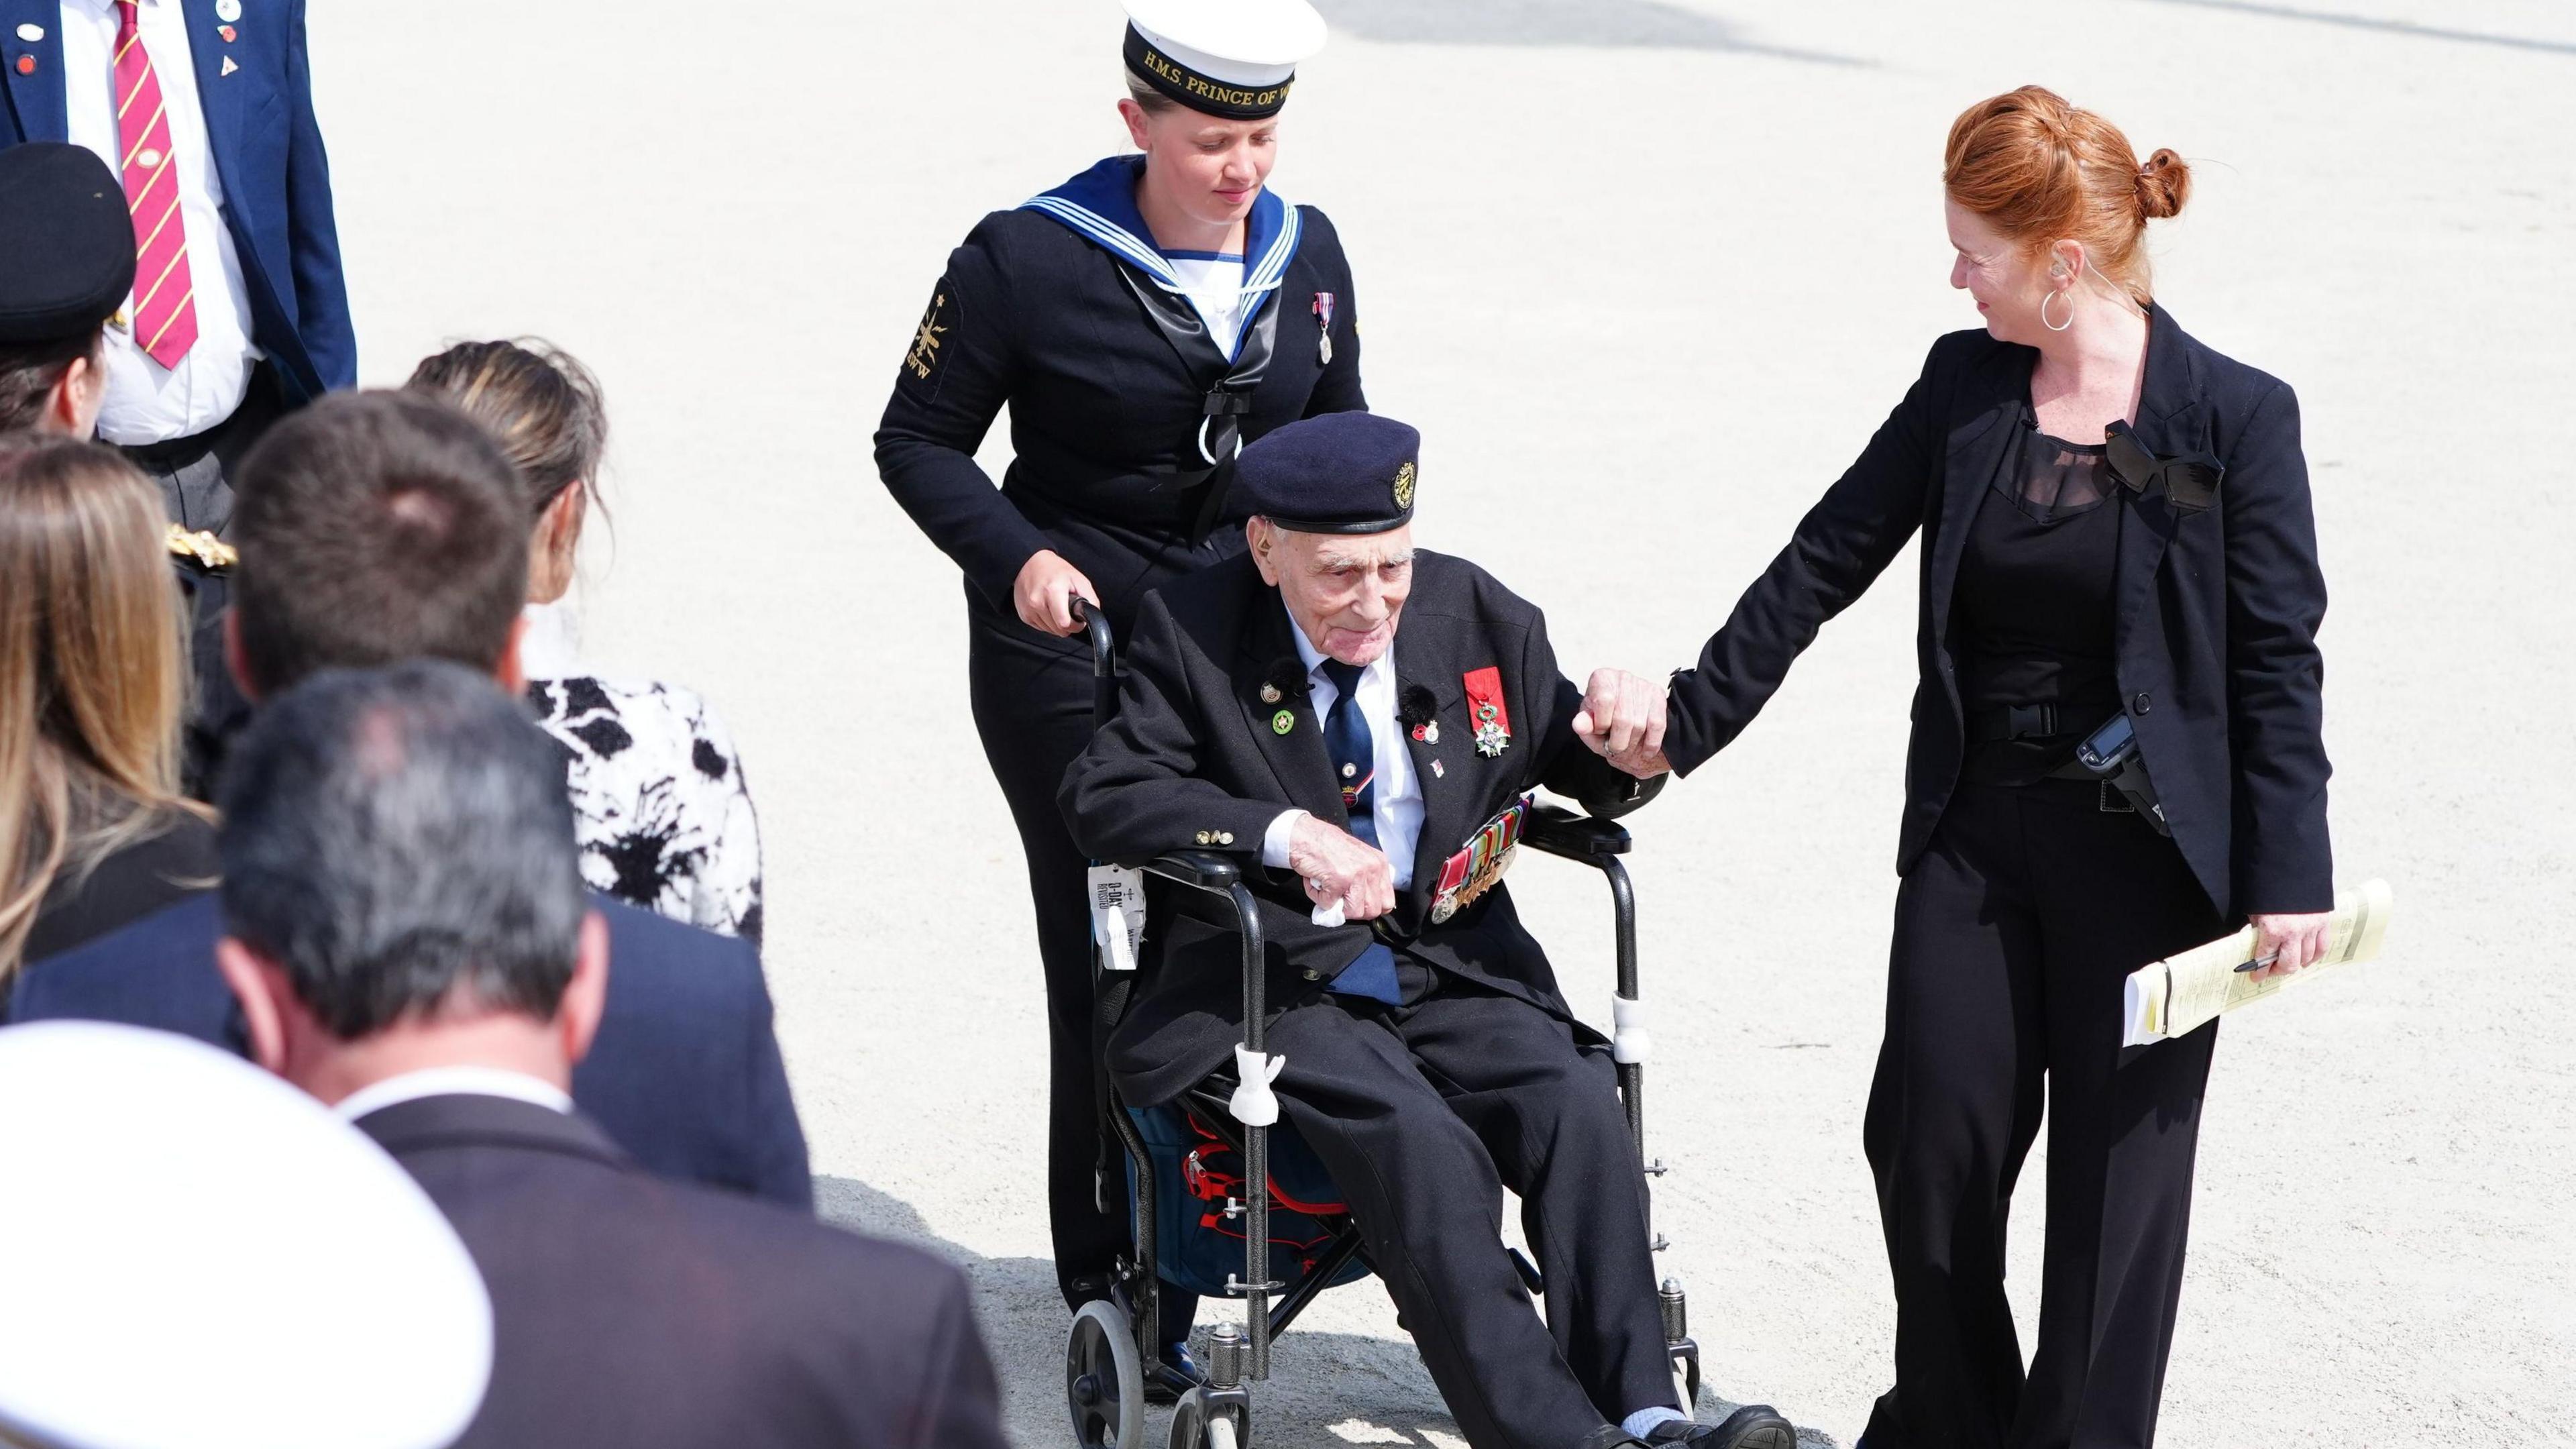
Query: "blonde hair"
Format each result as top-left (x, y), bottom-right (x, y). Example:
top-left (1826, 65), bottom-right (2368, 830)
top-left (0, 435), bottom-right (204, 979)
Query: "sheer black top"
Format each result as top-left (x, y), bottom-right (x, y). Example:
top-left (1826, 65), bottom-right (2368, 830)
top-left (1953, 430), bottom-right (2125, 784)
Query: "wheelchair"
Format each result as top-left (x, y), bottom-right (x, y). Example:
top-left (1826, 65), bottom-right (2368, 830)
top-left (1061, 604), bottom-right (1705, 1449)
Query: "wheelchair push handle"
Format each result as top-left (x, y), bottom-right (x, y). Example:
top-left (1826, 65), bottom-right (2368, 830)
top-left (1072, 595), bottom-right (1118, 726)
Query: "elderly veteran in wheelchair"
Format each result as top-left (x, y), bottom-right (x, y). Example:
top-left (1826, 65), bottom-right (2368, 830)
top-left (1060, 413), bottom-right (1792, 1449)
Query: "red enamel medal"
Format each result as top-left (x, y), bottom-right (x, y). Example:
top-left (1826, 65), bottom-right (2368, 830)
top-left (1462, 667), bottom-right (1509, 757)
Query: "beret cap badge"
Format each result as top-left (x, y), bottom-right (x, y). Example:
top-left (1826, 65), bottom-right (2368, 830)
top-left (1391, 460), bottom-right (1416, 512)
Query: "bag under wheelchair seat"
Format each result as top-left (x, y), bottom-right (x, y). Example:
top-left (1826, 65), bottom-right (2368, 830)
top-left (1127, 1104), bottom-right (1374, 1299)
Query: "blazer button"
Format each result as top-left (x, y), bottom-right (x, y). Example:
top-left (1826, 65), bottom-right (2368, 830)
top-left (2133, 691), bottom-right (2153, 715)
top-left (1302, 969), bottom-right (1323, 981)
top-left (1217, 831), bottom-right (1236, 846)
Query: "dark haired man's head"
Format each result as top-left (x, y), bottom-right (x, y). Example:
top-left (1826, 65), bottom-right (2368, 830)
top-left (214, 660), bottom-right (608, 1105)
top-left (227, 390), bottom-right (531, 700)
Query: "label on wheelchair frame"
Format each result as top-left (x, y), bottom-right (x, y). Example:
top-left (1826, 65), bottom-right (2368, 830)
top-left (1088, 865), bottom-right (1147, 971)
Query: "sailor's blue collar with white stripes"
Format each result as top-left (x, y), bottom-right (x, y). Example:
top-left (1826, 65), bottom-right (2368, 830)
top-left (1020, 156), bottom-right (1302, 304)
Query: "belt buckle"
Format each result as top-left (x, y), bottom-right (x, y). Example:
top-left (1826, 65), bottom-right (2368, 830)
top-left (2006, 702), bottom-right (2057, 739)
top-left (2098, 780), bottom-right (2134, 814)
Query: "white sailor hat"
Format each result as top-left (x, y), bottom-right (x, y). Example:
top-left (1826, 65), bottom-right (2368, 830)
top-left (1122, 0), bottom-right (1326, 119)
top-left (0, 1023), bottom-right (492, 1449)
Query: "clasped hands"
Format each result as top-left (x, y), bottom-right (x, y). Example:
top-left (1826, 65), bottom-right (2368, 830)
top-left (1574, 667), bottom-right (1672, 780)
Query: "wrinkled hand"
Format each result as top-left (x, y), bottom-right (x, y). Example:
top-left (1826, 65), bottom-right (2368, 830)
top-left (1288, 815), bottom-right (1397, 922)
top-left (1572, 667), bottom-right (1671, 780)
top-left (2246, 912), bottom-right (2332, 982)
top-left (1013, 549), bottom-right (1099, 637)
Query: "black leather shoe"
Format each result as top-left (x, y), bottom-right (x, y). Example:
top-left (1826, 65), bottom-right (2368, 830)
top-left (1644, 1404), bottom-right (1797, 1449)
top-left (1143, 1341), bottom-right (1207, 1406)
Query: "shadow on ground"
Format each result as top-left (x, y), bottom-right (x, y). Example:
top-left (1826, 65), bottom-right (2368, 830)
top-left (1310, 0), bottom-right (1866, 66)
top-left (816, 1176), bottom-right (1841, 1448)
top-left (2141, 0), bottom-right (2576, 56)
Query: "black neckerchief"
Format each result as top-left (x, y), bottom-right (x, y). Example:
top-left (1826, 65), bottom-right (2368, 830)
top-left (1114, 267), bottom-right (1285, 545)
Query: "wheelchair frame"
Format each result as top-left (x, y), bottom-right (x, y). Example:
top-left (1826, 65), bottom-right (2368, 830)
top-left (1064, 603), bottom-right (1701, 1449)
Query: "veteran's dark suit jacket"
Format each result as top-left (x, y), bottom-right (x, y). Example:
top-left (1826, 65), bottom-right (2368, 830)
top-left (359, 1093), bottom-right (1006, 1449)
top-left (1061, 551), bottom-right (1660, 1106)
top-left (9, 893), bottom-right (814, 1208)
top-left (1664, 305), bottom-right (2330, 918)
top-left (0, 0), bottom-right (355, 400)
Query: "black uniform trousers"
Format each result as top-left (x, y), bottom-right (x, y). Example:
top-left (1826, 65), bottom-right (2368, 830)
top-left (115, 362), bottom-right (285, 800)
top-left (967, 605), bottom-right (1122, 1307)
top-left (1860, 777), bottom-right (2226, 1449)
top-left (1269, 978), bottom-right (1676, 1449)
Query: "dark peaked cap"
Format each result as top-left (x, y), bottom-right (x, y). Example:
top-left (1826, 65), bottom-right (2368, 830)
top-left (0, 144), bottom-right (137, 346)
top-left (1232, 412), bottom-right (1421, 535)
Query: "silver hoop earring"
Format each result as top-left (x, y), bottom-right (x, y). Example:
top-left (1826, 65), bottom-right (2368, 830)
top-left (2041, 291), bottom-right (2073, 332)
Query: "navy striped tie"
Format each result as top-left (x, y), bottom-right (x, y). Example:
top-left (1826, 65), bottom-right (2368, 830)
top-left (1322, 659), bottom-right (1377, 846)
top-left (1318, 659), bottom-right (1402, 1006)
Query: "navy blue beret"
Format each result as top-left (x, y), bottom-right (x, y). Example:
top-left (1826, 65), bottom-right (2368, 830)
top-left (0, 144), bottom-right (136, 347)
top-left (1230, 412), bottom-right (1419, 535)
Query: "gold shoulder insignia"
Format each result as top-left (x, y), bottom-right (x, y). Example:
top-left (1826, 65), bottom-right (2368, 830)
top-left (167, 523), bottom-right (237, 571)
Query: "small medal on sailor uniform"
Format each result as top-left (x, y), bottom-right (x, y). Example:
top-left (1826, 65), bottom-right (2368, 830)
top-left (1312, 291), bottom-right (1336, 365)
top-left (1272, 708), bottom-right (1296, 735)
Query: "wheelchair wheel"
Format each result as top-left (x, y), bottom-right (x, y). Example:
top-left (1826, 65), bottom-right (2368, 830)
top-left (1067, 1299), bottom-right (1146, 1449)
top-left (1169, 1385), bottom-right (1252, 1449)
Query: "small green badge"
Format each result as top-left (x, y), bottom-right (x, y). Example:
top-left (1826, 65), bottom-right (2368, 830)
top-left (1272, 709), bottom-right (1296, 735)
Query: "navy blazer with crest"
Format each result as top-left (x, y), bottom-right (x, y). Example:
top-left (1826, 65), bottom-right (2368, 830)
top-left (1664, 305), bottom-right (2331, 920)
top-left (1, 0), bottom-right (354, 402)
top-left (1061, 550), bottom-right (1660, 1107)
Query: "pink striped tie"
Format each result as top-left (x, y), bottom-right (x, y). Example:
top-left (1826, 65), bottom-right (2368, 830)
top-left (111, 0), bottom-right (197, 369)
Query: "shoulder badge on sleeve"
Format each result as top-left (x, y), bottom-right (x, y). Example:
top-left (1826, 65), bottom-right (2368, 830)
top-left (904, 288), bottom-right (951, 382)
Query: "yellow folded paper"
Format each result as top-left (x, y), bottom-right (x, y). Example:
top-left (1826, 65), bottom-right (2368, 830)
top-left (2122, 879), bottom-right (2395, 1046)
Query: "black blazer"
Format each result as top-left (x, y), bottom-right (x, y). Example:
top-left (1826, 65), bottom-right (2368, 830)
top-left (7, 892), bottom-right (814, 1208)
top-left (1664, 306), bottom-right (2331, 918)
top-left (358, 1093), bottom-right (1006, 1449)
top-left (873, 190), bottom-right (1365, 639)
top-left (1062, 551), bottom-right (1660, 1105)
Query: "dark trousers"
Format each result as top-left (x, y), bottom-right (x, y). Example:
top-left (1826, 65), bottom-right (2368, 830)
top-left (966, 604), bottom-right (1138, 1308)
top-left (1269, 981), bottom-right (1675, 1449)
top-left (1861, 779), bottom-right (2227, 1449)
top-left (115, 365), bottom-right (286, 800)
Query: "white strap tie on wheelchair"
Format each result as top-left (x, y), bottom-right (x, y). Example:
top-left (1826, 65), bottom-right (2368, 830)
top-left (1611, 994), bottom-right (1652, 1065)
top-left (1088, 865), bottom-right (1146, 973)
top-left (1230, 1045), bottom-right (1287, 1127)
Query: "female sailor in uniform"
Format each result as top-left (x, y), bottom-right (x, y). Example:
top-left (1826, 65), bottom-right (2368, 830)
top-left (873, 0), bottom-right (1365, 1366)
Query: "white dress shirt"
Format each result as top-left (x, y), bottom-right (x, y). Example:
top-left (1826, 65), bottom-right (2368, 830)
top-left (333, 1065), bottom-right (576, 1124)
top-left (60, 0), bottom-right (261, 445)
top-left (1260, 605), bottom-right (1424, 888)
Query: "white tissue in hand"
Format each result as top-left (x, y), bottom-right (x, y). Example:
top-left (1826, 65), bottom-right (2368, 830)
top-left (1310, 898), bottom-right (1346, 928)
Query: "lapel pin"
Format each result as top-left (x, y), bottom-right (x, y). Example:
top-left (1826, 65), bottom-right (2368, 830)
top-left (15, 22), bottom-right (43, 41)
top-left (219, 54), bottom-right (237, 76)
top-left (218, 23), bottom-right (236, 41)
top-left (15, 54), bottom-right (34, 74)
top-left (1271, 709), bottom-right (1295, 736)
top-left (1409, 720), bottom-right (1438, 745)
top-left (1259, 683), bottom-right (1281, 704)
top-left (215, 0), bottom-right (243, 21)
top-left (1430, 759), bottom-right (1444, 778)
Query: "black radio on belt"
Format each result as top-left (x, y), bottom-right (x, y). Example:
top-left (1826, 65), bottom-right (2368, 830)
top-left (2071, 712), bottom-right (2171, 836)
